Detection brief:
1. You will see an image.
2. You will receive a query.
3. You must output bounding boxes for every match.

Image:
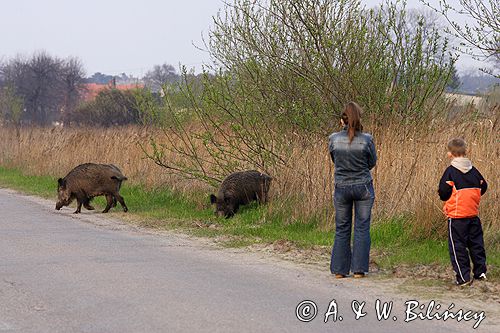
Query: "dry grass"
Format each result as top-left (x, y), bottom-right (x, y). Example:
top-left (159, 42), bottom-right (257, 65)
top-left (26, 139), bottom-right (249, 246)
top-left (0, 115), bottom-right (498, 242)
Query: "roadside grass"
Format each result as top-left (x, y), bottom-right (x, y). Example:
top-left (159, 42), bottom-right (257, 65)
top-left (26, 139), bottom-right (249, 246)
top-left (0, 167), bottom-right (56, 198)
top-left (0, 166), bottom-right (498, 282)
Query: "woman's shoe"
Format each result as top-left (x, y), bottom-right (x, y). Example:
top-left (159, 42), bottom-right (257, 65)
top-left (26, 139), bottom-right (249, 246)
top-left (353, 272), bottom-right (365, 278)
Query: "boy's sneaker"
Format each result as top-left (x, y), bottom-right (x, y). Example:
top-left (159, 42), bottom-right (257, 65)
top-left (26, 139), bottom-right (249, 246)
top-left (475, 273), bottom-right (487, 281)
top-left (456, 279), bottom-right (473, 287)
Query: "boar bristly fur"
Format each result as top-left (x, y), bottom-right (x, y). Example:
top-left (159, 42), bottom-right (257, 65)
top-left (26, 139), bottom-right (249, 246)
top-left (210, 170), bottom-right (272, 218)
top-left (56, 163), bottom-right (128, 214)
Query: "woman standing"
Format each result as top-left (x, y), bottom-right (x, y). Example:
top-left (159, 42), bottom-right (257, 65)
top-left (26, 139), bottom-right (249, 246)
top-left (329, 102), bottom-right (377, 278)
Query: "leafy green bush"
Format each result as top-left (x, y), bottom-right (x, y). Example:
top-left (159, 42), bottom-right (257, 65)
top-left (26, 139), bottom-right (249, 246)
top-left (144, 0), bottom-right (456, 184)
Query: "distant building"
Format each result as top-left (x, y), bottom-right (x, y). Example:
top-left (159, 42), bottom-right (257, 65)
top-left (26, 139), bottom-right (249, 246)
top-left (81, 82), bottom-right (144, 101)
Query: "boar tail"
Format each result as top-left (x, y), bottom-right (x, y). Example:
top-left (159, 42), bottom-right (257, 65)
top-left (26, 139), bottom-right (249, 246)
top-left (111, 175), bottom-right (128, 181)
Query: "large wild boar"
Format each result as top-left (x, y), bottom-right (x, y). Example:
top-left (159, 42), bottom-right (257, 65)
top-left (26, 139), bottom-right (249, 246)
top-left (55, 163), bottom-right (128, 214)
top-left (210, 170), bottom-right (272, 218)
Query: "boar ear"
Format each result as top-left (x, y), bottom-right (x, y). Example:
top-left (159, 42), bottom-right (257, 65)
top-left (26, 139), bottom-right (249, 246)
top-left (210, 194), bottom-right (217, 204)
top-left (57, 178), bottom-right (66, 187)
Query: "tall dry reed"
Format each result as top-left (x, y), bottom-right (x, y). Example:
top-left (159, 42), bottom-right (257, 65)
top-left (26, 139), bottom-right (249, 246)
top-left (0, 116), bottom-right (497, 241)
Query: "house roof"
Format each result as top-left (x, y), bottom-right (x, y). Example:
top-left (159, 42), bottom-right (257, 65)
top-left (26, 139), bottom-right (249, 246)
top-left (81, 82), bottom-right (144, 101)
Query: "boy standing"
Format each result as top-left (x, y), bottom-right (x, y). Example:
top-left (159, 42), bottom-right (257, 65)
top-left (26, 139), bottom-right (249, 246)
top-left (438, 138), bottom-right (488, 286)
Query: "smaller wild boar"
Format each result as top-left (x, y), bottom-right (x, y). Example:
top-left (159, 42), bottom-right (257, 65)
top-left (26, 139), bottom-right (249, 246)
top-left (55, 163), bottom-right (128, 214)
top-left (210, 170), bottom-right (272, 218)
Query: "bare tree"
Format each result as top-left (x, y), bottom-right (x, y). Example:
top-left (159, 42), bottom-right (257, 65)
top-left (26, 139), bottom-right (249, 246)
top-left (143, 63), bottom-right (179, 92)
top-left (0, 52), bottom-right (85, 125)
top-left (27, 52), bottom-right (65, 124)
top-left (61, 57), bottom-right (86, 124)
top-left (422, 0), bottom-right (499, 77)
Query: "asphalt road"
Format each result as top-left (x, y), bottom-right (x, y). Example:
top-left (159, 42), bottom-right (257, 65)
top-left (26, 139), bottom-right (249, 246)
top-left (0, 188), bottom-right (496, 333)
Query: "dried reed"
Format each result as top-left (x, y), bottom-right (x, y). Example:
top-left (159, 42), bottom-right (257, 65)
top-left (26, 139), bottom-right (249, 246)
top-left (0, 116), bottom-right (497, 241)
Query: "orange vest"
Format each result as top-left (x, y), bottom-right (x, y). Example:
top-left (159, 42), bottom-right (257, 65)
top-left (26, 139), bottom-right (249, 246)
top-left (443, 181), bottom-right (482, 218)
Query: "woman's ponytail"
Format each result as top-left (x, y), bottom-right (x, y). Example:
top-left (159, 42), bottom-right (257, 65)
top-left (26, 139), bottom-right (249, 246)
top-left (341, 102), bottom-right (363, 143)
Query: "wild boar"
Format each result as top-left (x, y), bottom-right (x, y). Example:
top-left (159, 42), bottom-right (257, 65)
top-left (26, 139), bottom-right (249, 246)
top-left (55, 163), bottom-right (128, 214)
top-left (210, 170), bottom-right (272, 218)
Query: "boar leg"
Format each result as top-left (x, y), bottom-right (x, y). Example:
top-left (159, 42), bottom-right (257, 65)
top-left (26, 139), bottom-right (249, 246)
top-left (256, 190), bottom-right (265, 204)
top-left (83, 197), bottom-right (95, 210)
top-left (74, 200), bottom-right (82, 214)
top-left (225, 203), bottom-right (238, 218)
top-left (111, 196), bottom-right (117, 208)
top-left (259, 184), bottom-right (269, 204)
top-left (84, 203), bottom-right (95, 210)
top-left (115, 194), bottom-right (128, 212)
top-left (102, 194), bottom-right (114, 213)
top-left (262, 189), bottom-right (269, 204)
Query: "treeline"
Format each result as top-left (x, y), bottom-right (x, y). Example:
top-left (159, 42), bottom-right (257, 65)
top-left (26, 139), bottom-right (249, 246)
top-left (1, 0), bottom-right (496, 130)
top-left (0, 52), bottom-right (85, 126)
top-left (0, 52), bottom-right (190, 127)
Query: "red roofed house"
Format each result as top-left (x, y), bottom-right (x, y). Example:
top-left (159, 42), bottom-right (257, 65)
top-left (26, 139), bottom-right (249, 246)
top-left (81, 81), bottom-right (144, 101)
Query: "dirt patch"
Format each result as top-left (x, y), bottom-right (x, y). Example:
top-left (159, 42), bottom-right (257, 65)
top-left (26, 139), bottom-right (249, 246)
top-left (391, 263), bottom-right (500, 302)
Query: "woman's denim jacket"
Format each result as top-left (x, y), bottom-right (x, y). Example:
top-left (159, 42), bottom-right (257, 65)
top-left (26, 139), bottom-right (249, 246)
top-left (328, 129), bottom-right (377, 186)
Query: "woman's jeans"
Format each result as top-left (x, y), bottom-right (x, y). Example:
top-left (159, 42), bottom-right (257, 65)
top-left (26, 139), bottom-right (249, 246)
top-left (330, 181), bottom-right (375, 275)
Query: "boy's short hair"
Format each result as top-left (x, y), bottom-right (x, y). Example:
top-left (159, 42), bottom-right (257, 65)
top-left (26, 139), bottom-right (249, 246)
top-left (447, 138), bottom-right (467, 156)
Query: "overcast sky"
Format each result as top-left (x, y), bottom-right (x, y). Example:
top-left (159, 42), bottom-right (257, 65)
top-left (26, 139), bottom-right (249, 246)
top-left (0, 0), bottom-right (485, 77)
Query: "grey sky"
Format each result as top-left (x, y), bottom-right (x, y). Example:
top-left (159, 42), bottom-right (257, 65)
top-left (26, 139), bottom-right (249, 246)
top-left (1, 0), bottom-right (225, 76)
top-left (0, 0), bottom-right (485, 77)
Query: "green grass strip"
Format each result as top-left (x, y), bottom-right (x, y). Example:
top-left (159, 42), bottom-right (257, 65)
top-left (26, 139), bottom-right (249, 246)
top-left (0, 166), bottom-right (497, 281)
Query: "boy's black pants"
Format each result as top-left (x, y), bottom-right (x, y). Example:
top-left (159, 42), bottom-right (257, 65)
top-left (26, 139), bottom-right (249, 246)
top-left (448, 217), bottom-right (487, 283)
